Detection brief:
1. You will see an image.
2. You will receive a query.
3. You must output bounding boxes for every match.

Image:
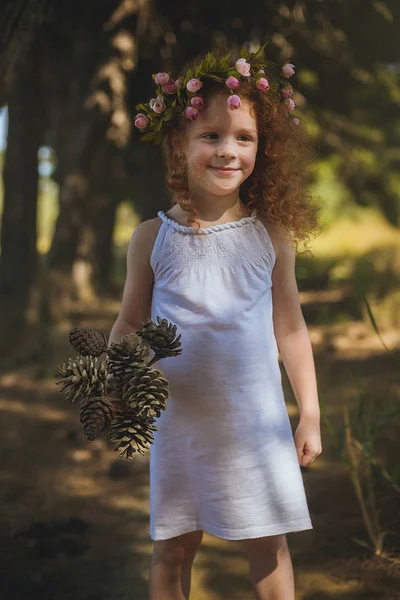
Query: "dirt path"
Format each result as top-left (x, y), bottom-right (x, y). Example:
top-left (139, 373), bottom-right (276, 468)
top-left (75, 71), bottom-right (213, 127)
top-left (1, 298), bottom-right (399, 600)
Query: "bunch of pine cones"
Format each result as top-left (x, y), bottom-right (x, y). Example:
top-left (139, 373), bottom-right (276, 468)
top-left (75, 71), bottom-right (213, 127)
top-left (55, 317), bottom-right (182, 460)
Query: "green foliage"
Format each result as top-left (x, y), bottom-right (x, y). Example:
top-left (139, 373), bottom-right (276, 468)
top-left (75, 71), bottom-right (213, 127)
top-left (363, 295), bottom-right (392, 353)
top-left (320, 297), bottom-right (400, 554)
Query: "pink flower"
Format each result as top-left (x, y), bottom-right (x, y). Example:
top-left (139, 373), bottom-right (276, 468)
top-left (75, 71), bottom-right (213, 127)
top-left (227, 94), bottom-right (241, 110)
top-left (185, 106), bottom-right (199, 120)
top-left (186, 78), bottom-right (203, 93)
top-left (281, 87), bottom-right (293, 98)
top-left (225, 76), bottom-right (239, 90)
top-left (190, 96), bottom-right (204, 110)
top-left (235, 58), bottom-right (251, 77)
top-left (282, 63), bottom-right (296, 78)
top-left (154, 72), bottom-right (170, 85)
top-left (256, 77), bottom-right (270, 92)
top-left (134, 113), bottom-right (149, 129)
top-left (162, 78), bottom-right (180, 94)
top-left (150, 94), bottom-right (166, 113)
top-left (283, 98), bottom-right (295, 111)
top-left (293, 117), bottom-right (300, 126)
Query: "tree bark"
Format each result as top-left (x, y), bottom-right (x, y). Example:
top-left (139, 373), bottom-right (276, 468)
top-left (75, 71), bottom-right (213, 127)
top-left (0, 40), bottom-right (44, 352)
top-left (39, 0), bottom-right (148, 323)
top-left (0, 0), bottom-right (52, 106)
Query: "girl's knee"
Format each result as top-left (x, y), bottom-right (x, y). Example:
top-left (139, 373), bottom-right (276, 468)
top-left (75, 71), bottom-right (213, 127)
top-left (152, 530), bottom-right (204, 566)
top-left (239, 533), bottom-right (288, 555)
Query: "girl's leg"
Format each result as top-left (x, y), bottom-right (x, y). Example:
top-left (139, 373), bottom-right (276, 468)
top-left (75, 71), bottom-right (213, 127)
top-left (149, 529), bottom-right (203, 600)
top-left (239, 534), bottom-right (295, 600)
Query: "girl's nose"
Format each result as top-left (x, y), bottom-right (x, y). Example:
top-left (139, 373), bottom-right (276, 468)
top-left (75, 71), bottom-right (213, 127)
top-left (216, 139), bottom-right (236, 158)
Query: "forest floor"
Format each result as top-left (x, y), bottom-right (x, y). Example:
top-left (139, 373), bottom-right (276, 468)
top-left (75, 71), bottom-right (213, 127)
top-left (2, 211), bottom-right (400, 600)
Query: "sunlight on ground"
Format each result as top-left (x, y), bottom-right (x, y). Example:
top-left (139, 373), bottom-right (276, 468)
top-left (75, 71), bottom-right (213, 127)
top-left (306, 320), bottom-right (400, 359)
top-left (295, 570), bottom-right (362, 597)
top-left (0, 397), bottom-right (71, 422)
top-left (55, 472), bottom-right (104, 498)
top-left (310, 206), bottom-right (400, 258)
top-left (106, 494), bottom-right (148, 512)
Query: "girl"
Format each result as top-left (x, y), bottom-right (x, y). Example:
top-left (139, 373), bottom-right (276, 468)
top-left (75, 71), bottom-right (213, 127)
top-left (109, 44), bottom-right (322, 600)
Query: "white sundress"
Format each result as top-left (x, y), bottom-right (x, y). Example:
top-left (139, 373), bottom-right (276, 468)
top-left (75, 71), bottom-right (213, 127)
top-left (148, 209), bottom-right (313, 541)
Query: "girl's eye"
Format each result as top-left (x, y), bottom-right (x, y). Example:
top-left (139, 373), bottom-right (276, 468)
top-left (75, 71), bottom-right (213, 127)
top-left (203, 133), bottom-right (252, 141)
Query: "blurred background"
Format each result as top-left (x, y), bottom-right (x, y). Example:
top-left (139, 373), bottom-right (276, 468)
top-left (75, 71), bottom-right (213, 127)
top-left (0, 1), bottom-right (400, 599)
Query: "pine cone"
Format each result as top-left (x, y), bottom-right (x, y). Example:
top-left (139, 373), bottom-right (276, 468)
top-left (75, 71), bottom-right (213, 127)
top-left (123, 365), bottom-right (169, 419)
top-left (137, 317), bottom-right (182, 359)
top-left (80, 396), bottom-right (115, 440)
top-left (69, 327), bottom-right (108, 357)
top-left (56, 356), bottom-right (108, 402)
top-left (109, 407), bottom-right (158, 459)
top-left (107, 333), bottom-right (149, 380)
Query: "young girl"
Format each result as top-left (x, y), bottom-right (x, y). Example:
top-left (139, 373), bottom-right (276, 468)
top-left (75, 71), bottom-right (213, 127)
top-left (109, 44), bottom-right (322, 600)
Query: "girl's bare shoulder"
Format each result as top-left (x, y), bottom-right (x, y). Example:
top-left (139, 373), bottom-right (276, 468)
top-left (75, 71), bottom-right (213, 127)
top-left (257, 215), bottom-right (292, 260)
top-left (131, 216), bottom-right (163, 256)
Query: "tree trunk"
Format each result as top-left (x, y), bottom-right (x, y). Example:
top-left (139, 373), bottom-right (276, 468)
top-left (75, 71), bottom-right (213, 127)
top-left (0, 40), bottom-right (44, 353)
top-left (0, 0), bottom-right (52, 106)
top-left (39, 0), bottom-right (147, 324)
top-left (92, 192), bottom-right (119, 296)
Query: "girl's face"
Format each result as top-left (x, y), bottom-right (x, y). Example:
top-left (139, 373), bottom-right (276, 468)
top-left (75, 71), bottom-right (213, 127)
top-left (183, 92), bottom-right (259, 198)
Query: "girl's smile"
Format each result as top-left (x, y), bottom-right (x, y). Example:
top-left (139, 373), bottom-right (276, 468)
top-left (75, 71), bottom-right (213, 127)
top-left (208, 166), bottom-right (240, 175)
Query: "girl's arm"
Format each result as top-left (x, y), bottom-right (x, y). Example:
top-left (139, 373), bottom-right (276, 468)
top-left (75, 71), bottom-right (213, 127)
top-left (108, 219), bottom-right (160, 346)
top-left (269, 229), bottom-right (322, 467)
top-left (270, 230), bottom-right (320, 422)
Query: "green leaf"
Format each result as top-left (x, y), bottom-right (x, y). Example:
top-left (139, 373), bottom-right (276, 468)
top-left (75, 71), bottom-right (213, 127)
top-left (253, 41), bottom-right (269, 60)
top-left (363, 295), bottom-right (392, 354)
top-left (154, 119), bottom-right (163, 132)
top-left (239, 44), bottom-right (250, 60)
top-left (135, 103), bottom-right (149, 112)
top-left (140, 132), bottom-right (155, 141)
top-left (161, 107), bottom-right (174, 121)
top-left (221, 51), bottom-right (231, 63)
top-left (202, 52), bottom-right (214, 71)
top-left (204, 74), bottom-right (224, 83)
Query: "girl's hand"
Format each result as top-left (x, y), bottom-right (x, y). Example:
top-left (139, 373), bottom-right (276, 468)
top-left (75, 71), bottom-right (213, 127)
top-left (106, 373), bottom-right (122, 399)
top-left (294, 415), bottom-right (322, 467)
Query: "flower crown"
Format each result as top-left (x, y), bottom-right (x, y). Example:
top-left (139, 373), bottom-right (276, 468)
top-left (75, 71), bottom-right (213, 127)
top-left (134, 43), bottom-right (299, 144)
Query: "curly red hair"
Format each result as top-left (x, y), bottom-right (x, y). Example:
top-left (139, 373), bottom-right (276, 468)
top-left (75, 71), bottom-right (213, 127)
top-left (161, 46), bottom-right (322, 251)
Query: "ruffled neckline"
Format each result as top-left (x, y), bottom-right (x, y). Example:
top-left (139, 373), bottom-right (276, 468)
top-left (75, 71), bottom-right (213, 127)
top-left (157, 210), bottom-right (257, 234)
